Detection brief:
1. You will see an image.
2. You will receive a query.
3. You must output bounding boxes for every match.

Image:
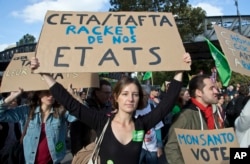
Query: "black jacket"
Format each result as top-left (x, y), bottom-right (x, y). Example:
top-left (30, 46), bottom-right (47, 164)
top-left (70, 97), bottom-right (112, 155)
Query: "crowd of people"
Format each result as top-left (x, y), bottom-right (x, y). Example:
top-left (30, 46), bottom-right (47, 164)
top-left (0, 52), bottom-right (249, 164)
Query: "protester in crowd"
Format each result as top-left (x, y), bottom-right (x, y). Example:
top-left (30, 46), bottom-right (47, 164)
top-left (161, 87), bottom-right (190, 145)
top-left (135, 85), bottom-right (164, 164)
top-left (165, 74), bottom-right (224, 164)
top-left (213, 92), bottom-right (226, 129)
top-left (163, 81), bottom-right (170, 93)
top-left (179, 87), bottom-right (190, 107)
top-left (0, 122), bottom-right (8, 154)
top-left (79, 88), bottom-right (87, 101)
top-left (226, 85), bottom-right (235, 100)
top-left (215, 81), bottom-right (223, 94)
top-left (235, 83), bottom-right (241, 94)
top-left (70, 79), bottom-right (112, 156)
top-left (224, 84), bottom-right (250, 128)
top-left (212, 103), bottom-right (224, 129)
top-left (0, 90), bottom-right (76, 163)
top-left (20, 91), bottom-right (35, 105)
top-left (0, 91), bottom-right (8, 153)
top-left (69, 87), bottom-right (88, 103)
top-left (217, 93), bottom-right (226, 120)
top-left (30, 52), bottom-right (191, 164)
top-left (159, 81), bottom-right (170, 100)
top-left (234, 99), bottom-right (250, 148)
top-left (149, 86), bottom-right (160, 106)
top-left (0, 94), bottom-right (21, 155)
top-left (223, 94), bottom-right (230, 109)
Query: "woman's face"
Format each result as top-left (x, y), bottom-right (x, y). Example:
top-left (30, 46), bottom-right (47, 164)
top-left (218, 95), bottom-right (225, 104)
top-left (39, 91), bottom-right (55, 106)
top-left (182, 90), bottom-right (190, 102)
top-left (116, 83), bottom-right (139, 113)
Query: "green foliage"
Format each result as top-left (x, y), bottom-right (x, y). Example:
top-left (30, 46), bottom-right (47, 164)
top-left (109, 0), bottom-right (166, 11)
top-left (153, 71), bottom-right (174, 85)
top-left (191, 59), bottom-right (214, 75)
top-left (17, 34), bottom-right (36, 46)
top-left (167, 5), bottom-right (206, 42)
top-left (189, 7), bottom-right (206, 36)
top-left (164, 0), bottom-right (189, 14)
top-left (229, 72), bottom-right (250, 86)
top-left (109, 0), bottom-right (206, 42)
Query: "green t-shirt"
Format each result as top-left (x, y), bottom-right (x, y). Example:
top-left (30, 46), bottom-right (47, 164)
top-left (171, 105), bottom-right (181, 115)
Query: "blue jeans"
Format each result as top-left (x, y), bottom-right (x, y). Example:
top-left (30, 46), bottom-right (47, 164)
top-left (139, 148), bottom-right (158, 164)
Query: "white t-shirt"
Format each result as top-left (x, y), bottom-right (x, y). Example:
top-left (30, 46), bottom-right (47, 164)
top-left (235, 99), bottom-right (250, 148)
top-left (135, 103), bottom-right (164, 152)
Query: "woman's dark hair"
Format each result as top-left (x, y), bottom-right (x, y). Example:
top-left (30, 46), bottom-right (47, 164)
top-left (176, 87), bottom-right (189, 108)
top-left (26, 90), bottom-right (64, 119)
top-left (188, 74), bottom-right (211, 98)
top-left (112, 76), bottom-right (146, 110)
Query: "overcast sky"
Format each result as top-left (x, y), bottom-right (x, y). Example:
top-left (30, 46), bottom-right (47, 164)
top-left (0, 0), bottom-right (249, 51)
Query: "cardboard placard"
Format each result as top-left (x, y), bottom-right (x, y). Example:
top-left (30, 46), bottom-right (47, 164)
top-left (0, 52), bottom-right (99, 93)
top-left (34, 11), bottom-right (189, 73)
top-left (175, 128), bottom-right (239, 164)
top-left (214, 25), bottom-right (250, 76)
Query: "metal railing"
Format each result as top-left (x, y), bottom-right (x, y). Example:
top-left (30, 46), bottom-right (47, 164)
top-left (199, 15), bottom-right (250, 41)
top-left (0, 43), bottom-right (36, 62)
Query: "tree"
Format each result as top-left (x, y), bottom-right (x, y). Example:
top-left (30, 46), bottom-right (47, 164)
top-left (163, 0), bottom-right (189, 13)
top-left (109, 0), bottom-right (166, 11)
top-left (17, 34), bottom-right (36, 46)
top-left (109, 0), bottom-right (206, 42)
top-left (163, 1), bottom-right (206, 42)
top-left (229, 72), bottom-right (250, 86)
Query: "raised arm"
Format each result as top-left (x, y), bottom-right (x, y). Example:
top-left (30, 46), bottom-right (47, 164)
top-left (173, 52), bottom-right (191, 82)
top-left (141, 52), bottom-right (191, 130)
top-left (30, 57), bottom-right (104, 129)
top-left (2, 88), bottom-right (23, 105)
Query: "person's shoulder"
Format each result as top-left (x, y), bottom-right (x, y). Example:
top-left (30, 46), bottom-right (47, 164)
top-left (176, 108), bottom-right (197, 120)
top-left (171, 108), bottom-right (192, 123)
top-left (181, 102), bottom-right (197, 113)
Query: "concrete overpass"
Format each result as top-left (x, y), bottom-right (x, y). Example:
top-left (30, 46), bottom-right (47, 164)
top-left (1, 15), bottom-right (250, 71)
top-left (0, 43), bottom-right (36, 71)
top-left (183, 15), bottom-right (250, 60)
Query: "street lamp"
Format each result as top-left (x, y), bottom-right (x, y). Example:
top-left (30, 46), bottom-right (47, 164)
top-left (234, 0), bottom-right (242, 34)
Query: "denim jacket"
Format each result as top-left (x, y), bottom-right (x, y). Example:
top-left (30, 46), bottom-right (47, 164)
top-left (0, 99), bottom-right (76, 163)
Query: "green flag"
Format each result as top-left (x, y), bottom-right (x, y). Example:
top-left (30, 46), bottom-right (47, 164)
top-left (205, 39), bottom-right (232, 86)
top-left (143, 71), bottom-right (152, 80)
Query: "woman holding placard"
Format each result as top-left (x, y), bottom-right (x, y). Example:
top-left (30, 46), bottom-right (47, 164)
top-left (30, 53), bottom-right (191, 164)
top-left (0, 90), bottom-right (76, 163)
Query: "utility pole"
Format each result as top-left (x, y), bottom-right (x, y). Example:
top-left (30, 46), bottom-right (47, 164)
top-left (235, 0), bottom-right (242, 34)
